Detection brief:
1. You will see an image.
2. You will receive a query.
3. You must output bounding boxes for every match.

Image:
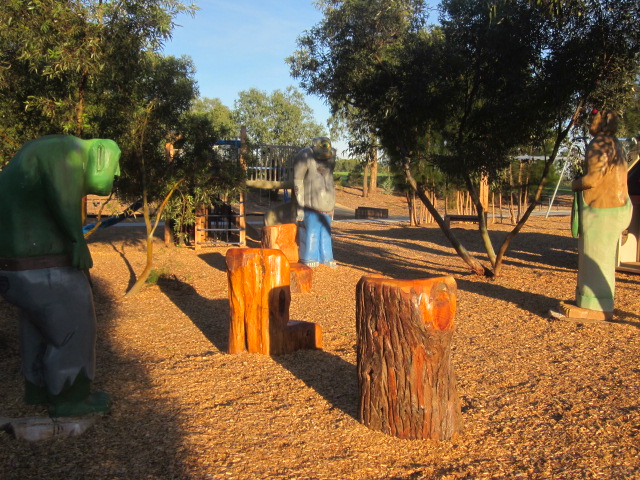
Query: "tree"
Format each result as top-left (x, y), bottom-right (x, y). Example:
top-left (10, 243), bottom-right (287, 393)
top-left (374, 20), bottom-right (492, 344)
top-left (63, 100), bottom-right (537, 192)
top-left (0, 1), bottom-right (202, 295)
top-left (621, 78), bottom-right (640, 139)
top-left (232, 87), bottom-right (326, 146)
top-left (163, 97), bottom-right (245, 245)
top-left (290, 0), bottom-right (640, 277)
top-left (290, 0), bottom-right (489, 273)
top-left (330, 108), bottom-right (381, 197)
top-left (0, 0), bottom-right (100, 163)
top-left (113, 53), bottom-right (202, 296)
top-left (191, 97), bottom-right (238, 139)
top-left (0, 0), bottom-right (196, 157)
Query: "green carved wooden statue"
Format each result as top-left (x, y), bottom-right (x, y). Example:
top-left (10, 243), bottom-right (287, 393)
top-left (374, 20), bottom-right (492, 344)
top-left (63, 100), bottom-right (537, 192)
top-left (0, 135), bottom-right (121, 417)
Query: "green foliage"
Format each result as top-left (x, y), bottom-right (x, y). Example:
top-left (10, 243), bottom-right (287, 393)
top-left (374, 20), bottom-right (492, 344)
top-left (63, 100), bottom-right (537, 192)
top-left (335, 158), bottom-right (360, 172)
top-left (290, 0), bottom-right (640, 181)
top-left (0, 0), bottom-right (197, 163)
top-left (232, 86), bottom-right (326, 145)
top-left (621, 79), bottom-right (640, 139)
top-left (289, 0), bottom-right (640, 275)
top-left (344, 164), bottom-right (364, 187)
top-left (380, 175), bottom-right (395, 194)
top-left (113, 53), bottom-right (199, 205)
top-left (161, 100), bottom-right (246, 243)
top-left (146, 267), bottom-right (171, 285)
top-left (192, 97), bottom-right (238, 139)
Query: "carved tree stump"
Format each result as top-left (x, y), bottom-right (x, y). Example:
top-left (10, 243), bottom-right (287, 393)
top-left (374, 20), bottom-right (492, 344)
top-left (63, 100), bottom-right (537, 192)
top-left (288, 264), bottom-right (313, 294)
top-left (262, 223), bottom-right (299, 262)
top-left (356, 275), bottom-right (462, 440)
top-left (261, 223), bottom-right (312, 293)
top-left (226, 248), bottom-right (321, 355)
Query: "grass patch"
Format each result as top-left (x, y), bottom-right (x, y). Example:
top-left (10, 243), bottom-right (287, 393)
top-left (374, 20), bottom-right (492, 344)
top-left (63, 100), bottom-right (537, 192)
top-left (146, 268), bottom-right (171, 285)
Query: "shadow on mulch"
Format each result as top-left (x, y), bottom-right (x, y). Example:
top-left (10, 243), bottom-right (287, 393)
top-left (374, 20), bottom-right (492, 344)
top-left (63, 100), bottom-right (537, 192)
top-left (156, 273), bottom-right (359, 419)
top-left (337, 223), bottom-right (576, 270)
top-left (609, 309), bottom-right (640, 329)
top-left (274, 349), bottom-right (359, 420)
top-left (334, 223), bottom-right (578, 318)
top-left (0, 275), bottom-right (191, 480)
top-left (157, 275), bottom-right (229, 353)
top-left (86, 223), bottom-right (159, 246)
top-left (197, 251), bottom-right (227, 272)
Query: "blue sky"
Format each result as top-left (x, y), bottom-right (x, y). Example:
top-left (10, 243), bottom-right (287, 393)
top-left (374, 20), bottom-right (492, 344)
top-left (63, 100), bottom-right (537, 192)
top-left (162, 1), bottom-right (329, 131)
top-left (162, 0), bottom-right (440, 154)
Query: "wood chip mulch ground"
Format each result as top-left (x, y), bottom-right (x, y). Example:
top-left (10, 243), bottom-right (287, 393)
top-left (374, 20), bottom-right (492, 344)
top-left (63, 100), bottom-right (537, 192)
top-left (1, 188), bottom-right (639, 479)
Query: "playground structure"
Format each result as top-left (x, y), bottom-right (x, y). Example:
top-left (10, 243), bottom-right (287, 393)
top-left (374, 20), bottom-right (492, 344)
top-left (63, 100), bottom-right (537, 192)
top-left (84, 130), bottom-right (300, 249)
top-left (191, 128), bottom-right (299, 250)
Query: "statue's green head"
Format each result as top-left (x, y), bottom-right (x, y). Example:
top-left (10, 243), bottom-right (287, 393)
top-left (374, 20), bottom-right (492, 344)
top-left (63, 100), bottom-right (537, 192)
top-left (86, 139), bottom-right (121, 195)
top-left (311, 137), bottom-right (334, 161)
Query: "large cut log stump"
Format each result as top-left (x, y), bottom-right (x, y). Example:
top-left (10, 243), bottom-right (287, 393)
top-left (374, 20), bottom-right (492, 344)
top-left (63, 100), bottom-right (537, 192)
top-left (261, 223), bottom-right (312, 293)
top-left (356, 275), bottom-right (462, 440)
top-left (226, 248), bottom-right (322, 355)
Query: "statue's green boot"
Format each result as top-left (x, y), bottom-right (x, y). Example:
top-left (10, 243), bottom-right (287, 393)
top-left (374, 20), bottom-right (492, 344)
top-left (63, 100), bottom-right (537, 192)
top-left (24, 380), bottom-right (48, 405)
top-left (47, 372), bottom-right (111, 418)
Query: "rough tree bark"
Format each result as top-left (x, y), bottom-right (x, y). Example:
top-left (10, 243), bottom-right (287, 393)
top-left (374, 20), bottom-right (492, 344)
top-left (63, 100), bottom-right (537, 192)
top-left (356, 275), bottom-right (462, 440)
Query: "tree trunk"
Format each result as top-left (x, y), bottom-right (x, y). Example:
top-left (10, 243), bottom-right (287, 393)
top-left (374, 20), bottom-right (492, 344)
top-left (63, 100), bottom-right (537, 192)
top-left (444, 191), bottom-right (449, 216)
top-left (491, 192), bottom-right (495, 225)
top-left (463, 175), bottom-right (496, 267)
top-left (508, 163), bottom-right (516, 224)
top-left (362, 163), bottom-right (369, 198)
top-left (431, 192), bottom-right (437, 224)
top-left (401, 160), bottom-right (490, 276)
top-left (356, 275), bottom-right (462, 440)
top-left (406, 192), bottom-right (417, 226)
top-left (125, 179), bottom-right (183, 297)
top-left (369, 134), bottom-right (378, 192)
top-left (517, 159), bottom-right (524, 213)
top-left (369, 155), bottom-right (378, 192)
top-left (479, 174), bottom-right (489, 212)
top-left (492, 102), bottom-right (583, 276)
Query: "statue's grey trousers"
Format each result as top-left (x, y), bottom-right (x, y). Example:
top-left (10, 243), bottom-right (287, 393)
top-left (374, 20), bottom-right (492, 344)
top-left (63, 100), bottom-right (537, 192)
top-left (0, 267), bottom-right (96, 395)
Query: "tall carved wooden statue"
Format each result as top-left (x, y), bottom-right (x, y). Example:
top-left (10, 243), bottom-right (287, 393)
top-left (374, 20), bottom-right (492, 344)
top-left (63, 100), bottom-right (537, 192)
top-left (356, 275), bottom-right (461, 440)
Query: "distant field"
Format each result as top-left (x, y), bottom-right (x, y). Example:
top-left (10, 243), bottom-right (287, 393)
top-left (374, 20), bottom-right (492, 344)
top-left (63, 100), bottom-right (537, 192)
top-left (334, 172), bottom-right (393, 184)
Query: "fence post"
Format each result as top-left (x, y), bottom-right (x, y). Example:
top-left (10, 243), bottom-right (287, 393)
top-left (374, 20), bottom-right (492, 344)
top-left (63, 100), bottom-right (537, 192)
top-left (239, 126), bottom-right (247, 246)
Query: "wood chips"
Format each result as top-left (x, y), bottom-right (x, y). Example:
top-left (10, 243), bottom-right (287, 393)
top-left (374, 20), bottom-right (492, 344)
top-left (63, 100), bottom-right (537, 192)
top-left (1, 188), bottom-right (639, 479)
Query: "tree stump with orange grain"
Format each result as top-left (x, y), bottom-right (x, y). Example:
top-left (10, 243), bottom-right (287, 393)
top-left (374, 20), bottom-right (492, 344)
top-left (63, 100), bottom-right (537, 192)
top-left (356, 275), bottom-right (462, 440)
top-left (226, 248), bottom-right (321, 355)
top-left (261, 223), bottom-right (312, 293)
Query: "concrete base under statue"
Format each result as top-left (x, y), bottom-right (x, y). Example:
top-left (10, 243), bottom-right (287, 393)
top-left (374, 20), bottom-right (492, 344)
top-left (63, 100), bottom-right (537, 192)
top-left (1, 415), bottom-right (100, 442)
top-left (550, 301), bottom-right (613, 323)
